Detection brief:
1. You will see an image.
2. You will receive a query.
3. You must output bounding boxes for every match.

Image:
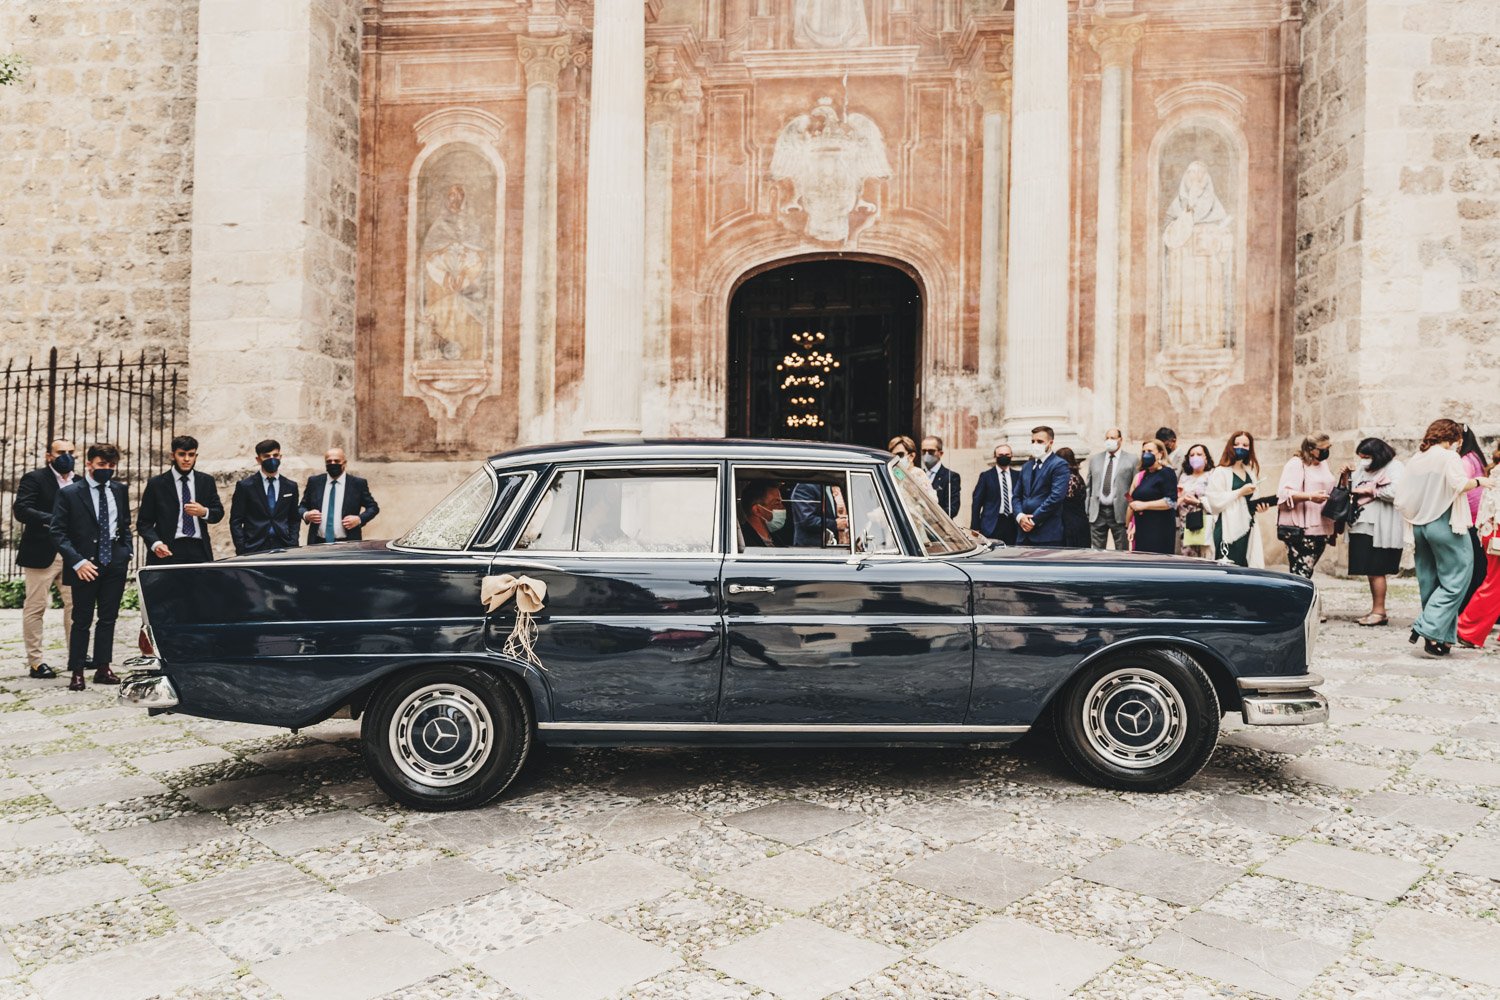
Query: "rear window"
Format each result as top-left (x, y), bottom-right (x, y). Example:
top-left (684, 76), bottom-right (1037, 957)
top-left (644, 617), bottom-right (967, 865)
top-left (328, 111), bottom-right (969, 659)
top-left (516, 467), bottom-right (719, 555)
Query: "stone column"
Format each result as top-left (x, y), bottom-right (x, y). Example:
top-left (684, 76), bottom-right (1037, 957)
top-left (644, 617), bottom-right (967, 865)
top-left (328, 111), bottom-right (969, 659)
top-left (975, 73), bottom-right (1011, 385)
top-left (1003, 0), bottom-right (1073, 444)
top-left (187, 0), bottom-right (361, 487)
top-left (1088, 16), bottom-right (1144, 436)
top-left (643, 70), bottom-right (683, 434)
top-left (516, 34), bottom-right (572, 444)
top-left (582, 0), bottom-right (647, 438)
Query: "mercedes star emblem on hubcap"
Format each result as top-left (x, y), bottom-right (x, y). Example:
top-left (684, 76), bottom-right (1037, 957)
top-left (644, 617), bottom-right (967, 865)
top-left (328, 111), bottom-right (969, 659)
top-left (1114, 700), bottom-right (1153, 737)
top-left (421, 716), bottom-right (462, 754)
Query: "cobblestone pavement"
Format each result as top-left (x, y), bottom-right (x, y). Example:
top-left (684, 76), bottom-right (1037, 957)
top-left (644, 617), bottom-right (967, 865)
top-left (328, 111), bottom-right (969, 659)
top-left (0, 577), bottom-right (1497, 999)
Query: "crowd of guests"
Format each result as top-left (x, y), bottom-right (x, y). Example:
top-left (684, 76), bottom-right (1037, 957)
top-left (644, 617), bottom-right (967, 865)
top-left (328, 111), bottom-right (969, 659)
top-left (11, 436), bottom-right (379, 690)
top-left (922, 420), bottom-right (1500, 658)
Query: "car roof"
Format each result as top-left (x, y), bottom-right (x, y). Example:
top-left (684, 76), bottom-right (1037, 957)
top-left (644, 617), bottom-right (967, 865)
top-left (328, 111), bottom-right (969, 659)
top-left (488, 438), bottom-right (892, 469)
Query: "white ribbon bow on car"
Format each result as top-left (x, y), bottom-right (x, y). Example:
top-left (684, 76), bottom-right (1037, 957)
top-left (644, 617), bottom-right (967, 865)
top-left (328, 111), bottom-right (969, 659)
top-left (481, 574), bottom-right (548, 667)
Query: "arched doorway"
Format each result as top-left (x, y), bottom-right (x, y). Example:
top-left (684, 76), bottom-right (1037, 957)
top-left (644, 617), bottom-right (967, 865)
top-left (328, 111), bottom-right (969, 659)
top-left (726, 258), bottom-right (921, 449)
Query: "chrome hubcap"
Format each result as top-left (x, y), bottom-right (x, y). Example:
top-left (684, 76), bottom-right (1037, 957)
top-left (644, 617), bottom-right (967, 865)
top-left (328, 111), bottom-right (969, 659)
top-left (1083, 668), bottom-right (1187, 769)
top-left (389, 684), bottom-right (493, 787)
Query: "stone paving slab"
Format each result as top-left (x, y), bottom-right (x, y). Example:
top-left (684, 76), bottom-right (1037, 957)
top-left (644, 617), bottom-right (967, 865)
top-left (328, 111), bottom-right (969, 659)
top-left (1137, 910), bottom-right (1340, 1000)
top-left (0, 584), bottom-right (1498, 998)
top-left (29, 930), bottom-right (233, 1000)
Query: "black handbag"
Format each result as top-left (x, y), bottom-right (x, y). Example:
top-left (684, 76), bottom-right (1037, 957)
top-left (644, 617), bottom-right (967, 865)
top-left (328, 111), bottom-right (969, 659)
top-left (1323, 476), bottom-right (1361, 527)
top-left (1184, 509), bottom-right (1204, 531)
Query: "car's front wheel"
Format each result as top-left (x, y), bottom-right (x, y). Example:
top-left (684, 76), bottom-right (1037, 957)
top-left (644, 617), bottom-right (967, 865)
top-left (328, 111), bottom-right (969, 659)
top-left (1051, 648), bottom-right (1219, 792)
top-left (361, 664), bottom-right (531, 811)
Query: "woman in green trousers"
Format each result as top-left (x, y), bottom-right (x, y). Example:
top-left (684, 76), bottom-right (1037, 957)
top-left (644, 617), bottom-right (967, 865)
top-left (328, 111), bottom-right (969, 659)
top-left (1398, 419), bottom-right (1495, 656)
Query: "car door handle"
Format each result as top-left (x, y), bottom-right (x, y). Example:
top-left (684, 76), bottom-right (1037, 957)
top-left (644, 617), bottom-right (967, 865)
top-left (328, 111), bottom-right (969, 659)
top-left (727, 583), bottom-right (775, 595)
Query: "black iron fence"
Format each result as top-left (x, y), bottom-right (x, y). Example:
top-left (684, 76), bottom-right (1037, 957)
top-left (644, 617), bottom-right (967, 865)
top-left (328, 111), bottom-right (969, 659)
top-left (1, 350), bottom-right (183, 580)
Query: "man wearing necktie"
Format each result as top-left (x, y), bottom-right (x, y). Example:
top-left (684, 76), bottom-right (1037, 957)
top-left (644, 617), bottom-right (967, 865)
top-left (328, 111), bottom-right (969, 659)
top-left (1086, 427), bottom-right (1134, 550)
top-left (969, 443), bottom-right (1021, 545)
top-left (300, 447), bottom-right (380, 545)
top-left (137, 435), bottom-right (224, 565)
top-left (229, 439), bottom-right (301, 555)
top-left (49, 443), bottom-right (131, 691)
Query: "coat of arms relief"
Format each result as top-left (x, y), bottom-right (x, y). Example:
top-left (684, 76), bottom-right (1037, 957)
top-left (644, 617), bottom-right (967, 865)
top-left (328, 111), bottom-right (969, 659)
top-left (770, 97), bottom-right (891, 248)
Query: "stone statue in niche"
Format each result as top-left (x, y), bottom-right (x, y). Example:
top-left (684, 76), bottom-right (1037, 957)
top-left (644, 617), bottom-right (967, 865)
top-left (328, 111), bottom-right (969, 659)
top-left (770, 97), bottom-right (891, 247)
top-left (793, 0), bottom-right (870, 49)
top-left (1160, 160), bottom-right (1235, 351)
top-left (418, 182), bottom-right (490, 361)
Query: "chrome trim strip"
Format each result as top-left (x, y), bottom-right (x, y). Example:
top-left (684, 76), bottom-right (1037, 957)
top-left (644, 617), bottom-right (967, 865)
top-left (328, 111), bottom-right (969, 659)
top-left (140, 556), bottom-right (495, 571)
top-left (538, 722), bottom-right (1030, 734)
top-left (972, 616), bottom-right (1259, 627)
top-left (1236, 673), bottom-right (1324, 692)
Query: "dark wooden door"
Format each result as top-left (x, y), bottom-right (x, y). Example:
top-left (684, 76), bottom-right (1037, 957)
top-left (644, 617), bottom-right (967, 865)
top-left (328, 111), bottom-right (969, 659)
top-left (727, 260), bottom-right (920, 449)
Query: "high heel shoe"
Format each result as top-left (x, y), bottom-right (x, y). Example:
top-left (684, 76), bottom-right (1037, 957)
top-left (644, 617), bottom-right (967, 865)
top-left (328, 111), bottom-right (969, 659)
top-left (1423, 639), bottom-right (1450, 657)
top-left (1409, 630), bottom-right (1419, 645)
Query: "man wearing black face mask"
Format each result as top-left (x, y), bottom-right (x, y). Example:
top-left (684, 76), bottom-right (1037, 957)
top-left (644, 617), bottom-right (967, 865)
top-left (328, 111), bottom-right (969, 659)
top-left (12, 438), bottom-right (80, 679)
top-left (300, 447), bottom-right (380, 544)
top-left (970, 443), bottom-right (1021, 545)
top-left (229, 439), bottom-right (301, 555)
top-left (50, 442), bottom-right (131, 691)
top-left (137, 435), bottom-right (224, 565)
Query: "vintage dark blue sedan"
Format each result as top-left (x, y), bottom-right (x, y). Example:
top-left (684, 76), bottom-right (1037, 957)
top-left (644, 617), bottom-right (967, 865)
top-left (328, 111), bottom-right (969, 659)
top-left (122, 440), bottom-right (1327, 810)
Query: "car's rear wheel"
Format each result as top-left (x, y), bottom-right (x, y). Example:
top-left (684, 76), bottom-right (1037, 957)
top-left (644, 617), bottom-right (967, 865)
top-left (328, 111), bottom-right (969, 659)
top-left (1051, 648), bottom-right (1218, 792)
top-left (361, 664), bottom-right (530, 811)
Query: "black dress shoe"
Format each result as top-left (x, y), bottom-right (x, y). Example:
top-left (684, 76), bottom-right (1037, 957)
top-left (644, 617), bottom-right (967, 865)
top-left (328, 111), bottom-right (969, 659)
top-left (92, 666), bottom-right (120, 685)
top-left (28, 664), bottom-right (57, 679)
top-left (67, 672), bottom-right (86, 692)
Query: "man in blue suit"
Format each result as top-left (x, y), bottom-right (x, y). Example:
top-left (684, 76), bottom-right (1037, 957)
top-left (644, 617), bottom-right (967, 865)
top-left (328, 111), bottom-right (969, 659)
top-left (787, 481), bottom-right (848, 548)
top-left (50, 442), bottom-right (131, 690)
top-left (1017, 425), bottom-right (1069, 547)
top-left (970, 443), bottom-right (1020, 545)
top-left (920, 436), bottom-right (962, 519)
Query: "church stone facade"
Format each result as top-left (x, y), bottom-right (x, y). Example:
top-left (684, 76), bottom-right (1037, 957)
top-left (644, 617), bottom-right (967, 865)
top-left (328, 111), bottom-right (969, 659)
top-left (0, 0), bottom-right (1495, 532)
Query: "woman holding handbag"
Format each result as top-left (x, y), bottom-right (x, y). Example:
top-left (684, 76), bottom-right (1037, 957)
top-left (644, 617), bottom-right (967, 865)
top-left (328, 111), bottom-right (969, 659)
top-left (1127, 439), bottom-right (1178, 554)
top-left (1276, 434), bottom-right (1335, 578)
top-left (1397, 419), bottom-right (1493, 656)
top-left (1347, 437), bottom-right (1405, 626)
top-left (1177, 444), bottom-right (1214, 558)
top-left (1204, 431), bottom-right (1265, 567)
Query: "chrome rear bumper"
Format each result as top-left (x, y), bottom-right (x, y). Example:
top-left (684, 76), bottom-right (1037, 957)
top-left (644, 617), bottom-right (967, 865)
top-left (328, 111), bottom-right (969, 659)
top-left (118, 657), bottom-right (179, 710)
top-left (1237, 673), bottom-right (1328, 726)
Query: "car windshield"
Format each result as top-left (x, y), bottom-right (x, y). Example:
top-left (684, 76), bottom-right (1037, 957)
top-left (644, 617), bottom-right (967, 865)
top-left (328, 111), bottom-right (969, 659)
top-left (889, 459), bottom-right (977, 556)
top-left (396, 466), bottom-right (496, 549)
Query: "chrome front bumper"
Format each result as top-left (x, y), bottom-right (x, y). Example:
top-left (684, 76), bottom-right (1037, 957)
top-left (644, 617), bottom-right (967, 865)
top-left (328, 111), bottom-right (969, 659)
top-left (118, 657), bottom-right (179, 710)
top-left (1237, 673), bottom-right (1328, 726)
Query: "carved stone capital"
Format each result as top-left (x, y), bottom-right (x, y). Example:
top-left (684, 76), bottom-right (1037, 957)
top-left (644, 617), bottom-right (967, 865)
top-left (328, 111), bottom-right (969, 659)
top-left (646, 77), bottom-right (685, 124)
top-left (517, 33), bottom-right (574, 89)
top-left (973, 71), bottom-right (1011, 115)
top-left (1088, 16), bottom-right (1146, 69)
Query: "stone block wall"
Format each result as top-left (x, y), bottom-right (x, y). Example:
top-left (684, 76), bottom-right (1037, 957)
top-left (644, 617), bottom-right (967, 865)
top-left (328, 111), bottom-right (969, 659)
top-left (1297, 0), bottom-right (1500, 452)
top-left (0, 0), bottom-right (199, 366)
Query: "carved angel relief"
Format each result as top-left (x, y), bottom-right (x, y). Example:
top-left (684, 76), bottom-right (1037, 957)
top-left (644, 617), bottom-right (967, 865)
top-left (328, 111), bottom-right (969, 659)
top-left (770, 97), bottom-right (891, 248)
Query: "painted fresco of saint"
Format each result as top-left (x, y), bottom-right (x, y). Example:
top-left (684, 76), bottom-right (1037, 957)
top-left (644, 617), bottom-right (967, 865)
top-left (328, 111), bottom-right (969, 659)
top-left (419, 183), bottom-right (489, 361)
top-left (1161, 160), bottom-right (1235, 350)
top-left (793, 0), bottom-right (870, 49)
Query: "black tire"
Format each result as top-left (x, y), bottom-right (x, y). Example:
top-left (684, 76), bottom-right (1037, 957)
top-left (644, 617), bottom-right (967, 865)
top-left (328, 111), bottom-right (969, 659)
top-left (361, 664), bottom-right (532, 811)
top-left (1051, 647), bottom-right (1219, 792)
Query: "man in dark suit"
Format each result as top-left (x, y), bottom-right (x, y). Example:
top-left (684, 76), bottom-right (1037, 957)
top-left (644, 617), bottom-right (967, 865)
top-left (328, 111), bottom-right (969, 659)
top-left (1086, 428), bottom-right (1136, 550)
top-left (229, 439), bottom-right (300, 555)
top-left (137, 434), bottom-right (224, 565)
top-left (1017, 425), bottom-right (1070, 547)
top-left (12, 438), bottom-right (80, 678)
top-left (920, 436), bottom-right (962, 519)
top-left (299, 447), bottom-right (380, 544)
top-left (970, 443), bottom-right (1021, 545)
top-left (50, 442), bottom-right (131, 690)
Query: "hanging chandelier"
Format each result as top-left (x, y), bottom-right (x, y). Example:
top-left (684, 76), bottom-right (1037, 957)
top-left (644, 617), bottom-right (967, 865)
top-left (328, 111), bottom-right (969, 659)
top-left (777, 330), bottom-right (839, 431)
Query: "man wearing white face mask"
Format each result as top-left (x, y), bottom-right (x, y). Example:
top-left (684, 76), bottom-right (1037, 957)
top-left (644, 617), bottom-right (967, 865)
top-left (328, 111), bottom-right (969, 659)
top-left (1017, 426), bottom-right (1070, 546)
top-left (1086, 428), bottom-right (1134, 550)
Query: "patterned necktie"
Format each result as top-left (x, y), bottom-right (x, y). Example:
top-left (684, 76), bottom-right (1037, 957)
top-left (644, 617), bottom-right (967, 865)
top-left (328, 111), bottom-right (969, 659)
top-left (1103, 454), bottom-right (1116, 501)
top-left (1000, 470), bottom-right (1011, 516)
top-left (96, 485), bottom-right (111, 568)
top-left (180, 475), bottom-right (195, 537)
top-left (325, 480), bottom-right (338, 543)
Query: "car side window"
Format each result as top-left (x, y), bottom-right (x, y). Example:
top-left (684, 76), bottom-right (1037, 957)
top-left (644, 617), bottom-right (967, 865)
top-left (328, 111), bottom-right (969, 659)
top-left (848, 472), bottom-right (901, 555)
top-left (396, 467), bottom-right (497, 550)
top-left (515, 469), bottom-right (580, 550)
top-left (577, 469), bottom-right (718, 554)
top-left (734, 467), bottom-right (850, 555)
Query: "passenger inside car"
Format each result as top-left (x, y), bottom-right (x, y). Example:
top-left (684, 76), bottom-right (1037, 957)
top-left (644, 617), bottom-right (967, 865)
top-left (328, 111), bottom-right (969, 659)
top-left (738, 478), bottom-right (786, 548)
